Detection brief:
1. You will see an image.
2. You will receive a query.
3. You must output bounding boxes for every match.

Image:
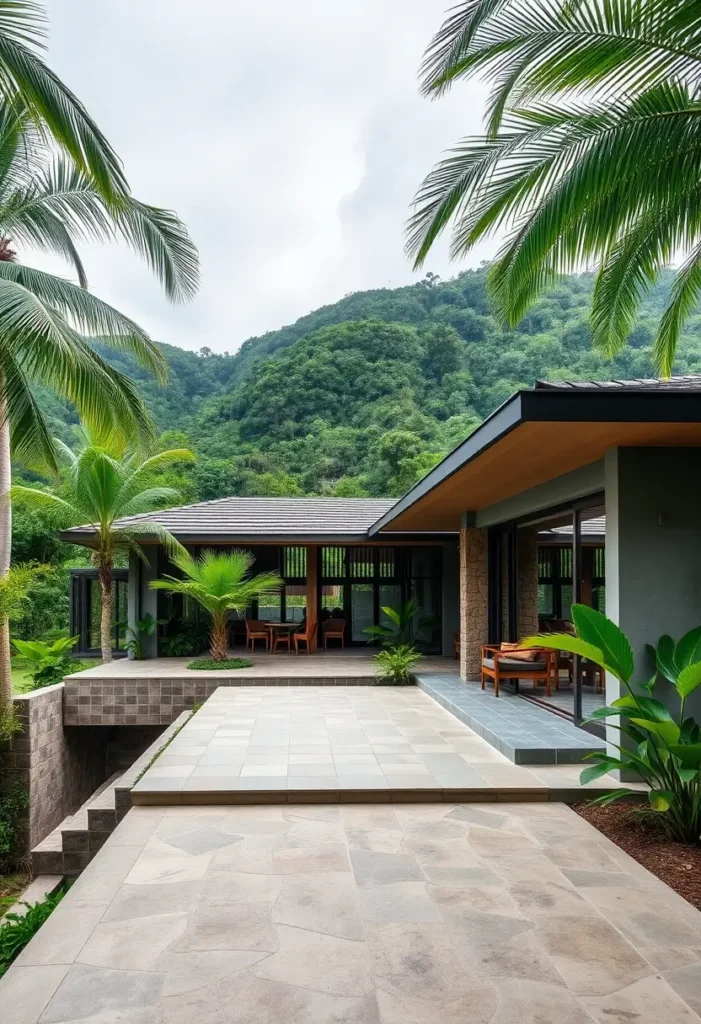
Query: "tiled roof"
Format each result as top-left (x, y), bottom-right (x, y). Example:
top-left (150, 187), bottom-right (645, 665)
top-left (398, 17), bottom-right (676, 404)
top-left (63, 496), bottom-right (397, 542)
top-left (535, 375), bottom-right (701, 391)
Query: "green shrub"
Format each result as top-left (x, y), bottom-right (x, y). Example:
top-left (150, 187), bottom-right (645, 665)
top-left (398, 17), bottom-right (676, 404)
top-left (524, 606), bottom-right (701, 845)
top-left (11, 636), bottom-right (80, 688)
top-left (0, 783), bottom-right (28, 865)
top-left (186, 657), bottom-right (253, 671)
top-left (373, 644), bottom-right (421, 685)
top-left (0, 886), bottom-right (67, 977)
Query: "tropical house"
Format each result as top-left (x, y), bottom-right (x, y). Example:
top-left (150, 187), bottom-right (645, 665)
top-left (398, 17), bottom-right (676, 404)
top-left (63, 375), bottom-right (701, 732)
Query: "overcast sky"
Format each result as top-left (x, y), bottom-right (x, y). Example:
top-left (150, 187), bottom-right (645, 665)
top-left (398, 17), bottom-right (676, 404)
top-left (39, 1), bottom-right (496, 354)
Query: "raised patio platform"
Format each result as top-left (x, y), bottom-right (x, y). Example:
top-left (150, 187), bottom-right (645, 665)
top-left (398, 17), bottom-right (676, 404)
top-left (130, 686), bottom-right (640, 806)
top-left (63, 652), bottom-right (453, 726)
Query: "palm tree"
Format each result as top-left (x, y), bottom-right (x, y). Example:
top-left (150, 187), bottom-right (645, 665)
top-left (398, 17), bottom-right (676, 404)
top-left (150, 550), bottom-right (283, 662)
top-left (408, 0), bottom-right (701, 374)
top-left (0, 1), bottom-right (127, 200)
top-left (0, 100), bottom-right (198, 703)
top-left (10, 433), bottom-right (194, 669)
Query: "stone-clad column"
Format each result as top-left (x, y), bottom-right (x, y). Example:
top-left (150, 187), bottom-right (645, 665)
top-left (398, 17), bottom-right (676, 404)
top-left (517, 526), bottom-right (539, 639)
top-left (459, 515), bottom-right (488, 681)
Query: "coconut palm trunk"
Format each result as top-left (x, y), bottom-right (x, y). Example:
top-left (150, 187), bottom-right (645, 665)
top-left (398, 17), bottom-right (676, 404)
top-left (210, 613), bottom-right (229, 662)
top-left (0, 375), bottom-right (11, 706)
top-left (96, 557), bottom-right (113, 663)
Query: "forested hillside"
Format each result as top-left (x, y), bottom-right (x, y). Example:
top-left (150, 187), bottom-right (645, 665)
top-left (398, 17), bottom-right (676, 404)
top-left (22, 267), bottom-right (701, 502)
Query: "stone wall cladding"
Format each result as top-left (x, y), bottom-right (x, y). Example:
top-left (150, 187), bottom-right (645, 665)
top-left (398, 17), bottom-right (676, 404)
top-left (518, 526), bottom-right (540, 639)
top-left (64, 676), bottom-right (375, 725)
top-left (7, 685), bottom-right (105, 849)
top-left (459, 525), bottom-right (489, 681)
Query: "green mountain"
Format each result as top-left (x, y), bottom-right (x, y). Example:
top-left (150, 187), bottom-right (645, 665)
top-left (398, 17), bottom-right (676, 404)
top-left (28, 268), bottom-right (701, 500)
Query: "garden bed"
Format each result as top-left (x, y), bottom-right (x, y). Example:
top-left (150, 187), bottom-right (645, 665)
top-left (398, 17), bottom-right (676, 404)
top-left (574, 802), bottom-right (701, 910)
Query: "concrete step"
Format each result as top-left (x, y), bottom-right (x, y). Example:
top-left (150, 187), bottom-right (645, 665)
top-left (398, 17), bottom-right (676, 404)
top-left (31, 712), bottom-right (191, 878)
top-left (32, 772), bottom-right (122, 877)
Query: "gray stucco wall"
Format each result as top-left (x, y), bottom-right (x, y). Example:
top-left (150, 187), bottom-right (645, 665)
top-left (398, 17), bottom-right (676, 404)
top-left (605, 447), bottom-right (701, 722)
top-left (441, 541), bottom-right (460, 656)
top-left (476, 460), bottom-right (604, 527)
top-left (128, 550), bottom-right (159, 659)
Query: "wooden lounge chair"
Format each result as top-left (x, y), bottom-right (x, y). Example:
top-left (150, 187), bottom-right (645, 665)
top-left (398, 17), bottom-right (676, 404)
top-left (293, 621), bottom-right (317, 654)
top-left (245, 619), bottom-right (269, 652)
top-left (480, 644), bottom-right (556, 698)
top-left (322, 618), bottom-right (346, 650)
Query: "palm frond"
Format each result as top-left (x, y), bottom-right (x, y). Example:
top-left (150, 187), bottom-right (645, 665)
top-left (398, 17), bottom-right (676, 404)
top-left (0, 3), bottom-right (128, 200)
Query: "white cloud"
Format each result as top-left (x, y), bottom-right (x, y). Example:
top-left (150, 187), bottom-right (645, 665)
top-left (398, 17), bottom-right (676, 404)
top-left (35, 0), bottom-right (496, 352)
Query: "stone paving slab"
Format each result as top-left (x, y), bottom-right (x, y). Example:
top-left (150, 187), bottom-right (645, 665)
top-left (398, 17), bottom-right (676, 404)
top-left (129, 687), bottom-right (640, 805)
top-left (2, 802), bottom-right (700, 1022)
top-left (417, 673), bottom-right (605, 764)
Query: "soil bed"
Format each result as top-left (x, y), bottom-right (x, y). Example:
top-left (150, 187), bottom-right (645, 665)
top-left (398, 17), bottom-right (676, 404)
top-left (574, 802), bottom-right (701, 910)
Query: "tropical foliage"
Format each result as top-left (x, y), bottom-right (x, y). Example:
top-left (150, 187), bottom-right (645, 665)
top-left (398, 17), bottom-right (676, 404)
top-left (364, 598), bottom-right (432, 647)
top-left (0, 885), bottom-right (67, 978)
top-left (409, 0), bottom-right (701, 374)
top-left (11, 432), bottom-right (192, 662)
top-left (523, 606), bottom-right (701, 845)
top-left (373, 644), bottom-right (422, 685)
top-left (150, 549), bottom-right (282, 662)
top-left (10, 634), bottom-right (78, 688)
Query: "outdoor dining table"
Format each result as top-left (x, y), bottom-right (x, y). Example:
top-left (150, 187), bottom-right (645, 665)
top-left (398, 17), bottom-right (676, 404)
top-left (265, 622), bottom-right (294, 650)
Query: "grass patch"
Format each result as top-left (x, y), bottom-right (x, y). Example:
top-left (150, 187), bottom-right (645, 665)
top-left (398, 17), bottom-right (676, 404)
top-left (133, 710), bottom-right (196, 784)
top-left (186, 657), bottom-right (253, 671)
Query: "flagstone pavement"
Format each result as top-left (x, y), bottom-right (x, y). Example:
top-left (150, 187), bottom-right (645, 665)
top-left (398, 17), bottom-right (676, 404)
top-left (3, 800), bottom-right (701, 1023)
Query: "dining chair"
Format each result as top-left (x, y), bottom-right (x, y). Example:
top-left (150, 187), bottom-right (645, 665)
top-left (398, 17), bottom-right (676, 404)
top-left (245, 619), bottom-right (269, 652)
top-left (322, 618), bottom-right (346, 650)
top-left (271, 626), bottom-right (293, 653)
top-left (293, 621), bottom-right (317, 654)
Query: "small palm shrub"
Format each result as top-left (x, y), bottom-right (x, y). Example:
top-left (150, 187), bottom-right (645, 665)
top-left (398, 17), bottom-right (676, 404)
top-left (524, 606), bottom-right (701, 845)
top-left (151, 549), bottom-right (282, 662)
top-left (374, 644), bottom-right (421, 685)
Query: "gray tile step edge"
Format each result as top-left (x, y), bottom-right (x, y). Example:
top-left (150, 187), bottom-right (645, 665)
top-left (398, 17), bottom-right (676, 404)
top-left (114, 710), bottom-right (193, 815)
top-left (415, 676), bottom-right (605, 765)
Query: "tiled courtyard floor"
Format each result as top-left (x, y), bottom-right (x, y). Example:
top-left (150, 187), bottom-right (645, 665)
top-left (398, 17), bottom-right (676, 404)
top-left (131, 687), bottom-right (640, 804)
top-left (3, 801), bottom-right (701, 1023)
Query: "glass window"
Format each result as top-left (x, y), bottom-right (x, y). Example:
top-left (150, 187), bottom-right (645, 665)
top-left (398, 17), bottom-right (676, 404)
top-left (538, 584), bottom-right (554, 617)
top-left (321, 585), bottom-right (344, 613)
top-left (411, 547), bottom-right (440, 578)
top-left (561, 584), bottom-right (573, 621)
top-left (351, 584), bottom-right (374, 642)
top-left (321, 547), bottom-right (346, 578)
top-left (284, 585), bottom-right (306, 622)
top-left (258, 592), bottom-right (281, 621)
top-left (350, 548), bottom-right (374, 578)
top-left (283, 547), bottom-right (307, 578)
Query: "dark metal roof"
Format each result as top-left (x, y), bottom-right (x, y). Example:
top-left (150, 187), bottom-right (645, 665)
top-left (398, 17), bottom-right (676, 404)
top-left (369, 375), bottom-right (701, 534)
top-left (62, 496), bottom-right (396, 544)
top-left (535, 375), bottom-right (701, 391)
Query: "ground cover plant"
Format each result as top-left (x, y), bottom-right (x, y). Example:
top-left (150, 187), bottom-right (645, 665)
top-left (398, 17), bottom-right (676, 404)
top-left (525, 607), bottom-right (701, 845)
top-left (0, 885), bottom-right (68, 977)
top-left (186, 657), bottom-right (253, 671)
